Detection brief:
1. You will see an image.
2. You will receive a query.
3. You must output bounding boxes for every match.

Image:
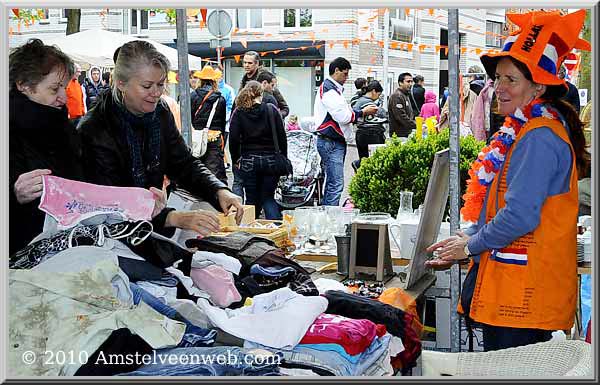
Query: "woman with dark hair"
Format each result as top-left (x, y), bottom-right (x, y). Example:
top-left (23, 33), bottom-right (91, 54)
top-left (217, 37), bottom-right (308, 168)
top-left (351, 80), bottom-right (387, 170)
top-left (9, 38), bottom-right (81, 254)
top-left (79, 40), bottom-right (244, 237)
top-left (426, 10), bottom-right (590, 351)
top-left (190, 65), bottom-right (227, 184)
top-left (229, 81), bottom-right (286, 220)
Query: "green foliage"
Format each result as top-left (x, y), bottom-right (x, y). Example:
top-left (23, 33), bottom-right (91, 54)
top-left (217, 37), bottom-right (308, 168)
top-left (578, 9), bottom-right (591, 99)
top-left (146, 9), bottom-right (177, 24)
top-left (348, 130), bottom-right (485, 217)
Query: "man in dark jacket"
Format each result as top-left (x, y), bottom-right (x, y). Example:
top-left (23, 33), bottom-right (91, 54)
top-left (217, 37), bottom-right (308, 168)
top-left (409, 74), bottom-right (425, 112)
top-left (558, 66), bottom-right (581, 114)
top-left (388, 73), bottom-right (416, 138)
top-left (256, 71), bottom-right (281, 112)
top-left (83, 66), bottom-right (109, 110)
top-left (239, 51), bottom-right (289, 118)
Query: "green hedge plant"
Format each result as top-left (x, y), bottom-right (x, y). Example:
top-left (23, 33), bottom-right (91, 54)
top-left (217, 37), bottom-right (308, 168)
top-left (348, 129), bottom-right (485, 217)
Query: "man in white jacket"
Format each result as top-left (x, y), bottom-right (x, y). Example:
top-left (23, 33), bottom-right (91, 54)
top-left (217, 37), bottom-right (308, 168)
top-left (313, 57), bottom-right (377, 206)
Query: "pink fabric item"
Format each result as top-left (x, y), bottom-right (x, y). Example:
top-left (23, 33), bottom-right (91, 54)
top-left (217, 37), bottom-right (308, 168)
top-left (470, 79), bottom-right (495, 141)
top-left (299, 313), bottom-right (379, 355)
top-left (420, 90), bottom-right (440, 120)
top-left (286, 122), bottom-right (300, 131)
top-left (190, 265), bottom-right (242, 308)
top-left (39, 175), bottom-right (155, 228)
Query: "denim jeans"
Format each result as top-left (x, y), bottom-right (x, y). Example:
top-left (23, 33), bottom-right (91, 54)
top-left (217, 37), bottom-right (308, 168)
top-left (118, 346), bottom-right (283, 376)
top-left (130, 283), bottom-right (217, 348)
top-left (238, 154), bottom-right (281, 220)
top-left (232, 167), bottom-right (245, 201)
top-left (317, 137), bottom-right (346, 206)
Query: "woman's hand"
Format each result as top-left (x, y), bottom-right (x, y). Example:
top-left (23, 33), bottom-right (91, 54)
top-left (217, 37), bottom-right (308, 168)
top-left (14, 169), bottom-right (52, 204)
top-left (165, 209), bottom-right (221, 237)
top-left (424, 231), bottom-right (470, 269)
top-left (149, 186), bottom-right (167, 218)
top-left (216, 189), bottom-right (244, 225)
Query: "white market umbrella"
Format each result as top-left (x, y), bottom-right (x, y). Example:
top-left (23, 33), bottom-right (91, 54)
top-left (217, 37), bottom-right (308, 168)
top-left (43, 29), bottom-right (204, 70)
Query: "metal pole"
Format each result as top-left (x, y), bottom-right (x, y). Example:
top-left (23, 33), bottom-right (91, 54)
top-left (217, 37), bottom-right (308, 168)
top-left (217, 46), bottom-right (222, 68)
top-left (447, 8), bottom-right (462, 353)
top-left (382, 8), bottom-right (390, 103)
top-left (176, 9), bottom-right (192, 147)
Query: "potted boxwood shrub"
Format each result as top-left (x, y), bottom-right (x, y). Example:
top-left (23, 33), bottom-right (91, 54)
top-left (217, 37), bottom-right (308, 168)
top-left (348, 129), bottom-right (485, 217)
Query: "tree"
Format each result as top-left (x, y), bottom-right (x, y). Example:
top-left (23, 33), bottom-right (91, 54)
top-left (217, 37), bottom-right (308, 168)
top-left (65, 9), bottom-right (81, 35)
top-left (578, 9), bottom-right (591, 99)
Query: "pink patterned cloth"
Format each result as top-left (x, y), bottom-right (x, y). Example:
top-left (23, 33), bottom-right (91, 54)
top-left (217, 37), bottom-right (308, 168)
top-left (190, 265), bottom-right (242, 308)
top-left (39, 175), bottom-right (155, 228)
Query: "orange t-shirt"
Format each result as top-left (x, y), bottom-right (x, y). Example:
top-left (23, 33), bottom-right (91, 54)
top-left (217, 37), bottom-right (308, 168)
top-left (66, 79), bottom-right (85, 119)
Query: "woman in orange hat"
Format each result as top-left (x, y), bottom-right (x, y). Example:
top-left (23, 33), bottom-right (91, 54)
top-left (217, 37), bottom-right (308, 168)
top-left (190, 65), bottom-right (228, 185)
top-left (426, 10), bottom-right (591, 351)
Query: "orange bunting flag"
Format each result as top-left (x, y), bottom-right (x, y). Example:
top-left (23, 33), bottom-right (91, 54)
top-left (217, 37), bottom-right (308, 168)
top-left (404, 9), bottom-right (410, 17)
top-left (352, 38), bottom-right (360, 44)
top-left (12, 8), bottom-right (19, 18)
top-left (428, 9), bottom-right (435, 16)
top-left (315, 44), bottom-right (323, 49)
top-left (475, 48), bottom-right (482, 55)
top-left (390, 41), bottom-right (399, 49)
top-left (407, 43), bottom-right (414, 52)
top-left (240, 38), bottom-right (247, 49)
top-left (273, 50), bottom-right (281, 55)
top-left (17, 21), bottom-right (21, 32)
top-left (378, 41), bottom-right (384, 48)
top-left (200, 9), bottom-right (208, 24)
top-left (418, 44), bottom-right (425, 52)
top-left (367, 67), bottom-right (372, 74)
top-left (370, 56), bottom-right (376, 64)
top-left (329, 42), bottom-right (335, 49)
top-left (300, 46), bottom-right (307, 51)
top-left (460, 47), bottom-right (467, 54)
top-left (234, 55), bottom-right (241, 63)
top-left (435, 45), bottom-right (441, 53)
top-left (232, 27), bottom-right (238, 36)
top-left (343, 41), bottom-right (349, 49)
top-left (199, 21), bottom-right (206, 29)
top-left (9, 26), bottom-right (14, 36)
top-left (443, 47), bottom-right (448, 55)
top-left (260, 51), bottom-right (268, 57)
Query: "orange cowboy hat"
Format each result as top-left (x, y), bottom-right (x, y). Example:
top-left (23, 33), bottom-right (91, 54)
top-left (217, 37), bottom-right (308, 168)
top-left (480, 10), bottom-right (590, 91)
top-left (193, 65), bottom-right (222, 81)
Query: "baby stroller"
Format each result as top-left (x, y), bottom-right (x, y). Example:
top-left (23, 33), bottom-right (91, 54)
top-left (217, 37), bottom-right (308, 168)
top-left (275, 128), bottom-right (324, 209)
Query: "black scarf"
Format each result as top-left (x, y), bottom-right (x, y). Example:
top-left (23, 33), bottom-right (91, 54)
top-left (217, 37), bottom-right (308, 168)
top-left (115, 102), bottom-right (162, 188)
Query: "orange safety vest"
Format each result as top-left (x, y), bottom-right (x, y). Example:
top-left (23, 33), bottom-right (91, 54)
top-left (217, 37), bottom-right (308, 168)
top-left (458, 117), bottom-right (578, 330)
top-left (66, 79), bottom-right (85, 119)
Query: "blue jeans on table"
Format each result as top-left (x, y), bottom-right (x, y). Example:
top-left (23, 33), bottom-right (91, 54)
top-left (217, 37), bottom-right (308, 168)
top-left (238, 153), bottom-right (281, 220)
top-left (118, 347), bottom-right (283, 376)
top-left (130, 283), bottom-right (217, 348)
top-left (317, 137), bottom-right (346, 206)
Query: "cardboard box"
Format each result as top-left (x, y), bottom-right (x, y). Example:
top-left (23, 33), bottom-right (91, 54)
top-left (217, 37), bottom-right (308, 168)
top-left (218, 205), bottom-right (255, 227)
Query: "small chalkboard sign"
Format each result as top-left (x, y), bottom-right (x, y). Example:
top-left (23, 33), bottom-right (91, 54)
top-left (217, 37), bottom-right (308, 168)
top-left (348, 222), bottom-right (393, 282)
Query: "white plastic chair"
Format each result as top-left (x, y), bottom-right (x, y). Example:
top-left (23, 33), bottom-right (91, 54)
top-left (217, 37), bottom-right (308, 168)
top-left (422, 340), bottom-right (592, 377)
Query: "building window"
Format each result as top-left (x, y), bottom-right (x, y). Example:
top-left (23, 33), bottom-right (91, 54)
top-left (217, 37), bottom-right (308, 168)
top-left (130, 9), bottom-right (149, 34)
top-left (283, 9), bottom-right (312, 28)
top-left (235, 9), bottom-right (262, 30)
top-left (389, 8), bottom-right (413, 43)
top-left (486, 21), bottom-right (504, 48)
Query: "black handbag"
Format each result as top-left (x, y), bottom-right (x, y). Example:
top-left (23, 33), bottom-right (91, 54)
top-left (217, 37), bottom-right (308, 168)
top-left (266, 105), bottom-right (293, 177)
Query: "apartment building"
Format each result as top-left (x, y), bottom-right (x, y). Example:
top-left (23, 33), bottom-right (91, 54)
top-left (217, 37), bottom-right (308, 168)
top-left (9, 8), bottom-right (506, 118)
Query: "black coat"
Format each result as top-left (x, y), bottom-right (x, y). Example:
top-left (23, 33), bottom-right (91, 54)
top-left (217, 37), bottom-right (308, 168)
top-left (190, 86), bottom-right (227, 134)
top-left (78, 91), bottom-right (227, 211)
top-left (9, 89), bottom-right (83, 254)
top-left (410, 83), bottom-right (426, 113)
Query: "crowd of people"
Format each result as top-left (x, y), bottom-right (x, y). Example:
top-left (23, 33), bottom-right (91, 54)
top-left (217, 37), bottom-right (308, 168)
top-left (9, 8), bottom-right (591, 362)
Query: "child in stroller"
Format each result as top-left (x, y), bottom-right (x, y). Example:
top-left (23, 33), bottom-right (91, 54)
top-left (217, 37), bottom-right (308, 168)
top-left (275, 124), bottom-right (324, 209)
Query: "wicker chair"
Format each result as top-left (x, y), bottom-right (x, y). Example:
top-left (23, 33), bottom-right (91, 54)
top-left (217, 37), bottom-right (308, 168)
top-left (422, 340), bottom-right (592, 377)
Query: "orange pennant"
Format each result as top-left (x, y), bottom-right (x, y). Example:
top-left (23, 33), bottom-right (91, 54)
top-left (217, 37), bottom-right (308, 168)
top-left (370, 56), bottom-right (376, 64)
top-left (378, 41), bottom-right (384, 48)
top-left (428, 9), bottom-right (435, 16)
top-left (12, 8), bottom-right (19, 18)
top-left (240, 38), bottom-right (247, 49)
top-left (200, 9), bottom-right (208, 23)
top-left (475, 48), bottom-right (482, 55)
top-left (9, 26), bottom-right (14, 36)
top-left (460, 47), bottom-right (467, 54)
top-left (352, 38), bottom-right (361, 44)
top-left (273, 50), bottom-right (281, 55)
top-left (199, 20), bottom-right (206, 29)
top-left (367, 67), bottom-right (372, 74)
top-left (260, 51), bottom-right (268, 56)
top-left (17, 21), bottom-right (21, 32)
top-left (443, 47), bottom-right (448, 55)
top-left (404, 9), bottom-right (411, 17)
top-left (234, 55), bottom-right (241, 63)
top-left (418, 44), bottom-right (425, 52)
top-left (407, 43), bottom-right (414, 52)
top-left (329, 41), bottom-right (335, 49)
top-left (232, 27), bottom-right (238, 36)
top-left (390, 41), bottom-right (399, 49)
top-left (343, 41), bottom-right (349, 49)
top-left (435, 45), bottom-right (441, 53)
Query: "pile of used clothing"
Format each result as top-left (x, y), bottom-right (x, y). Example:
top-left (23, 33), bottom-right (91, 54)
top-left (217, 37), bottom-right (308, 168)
top-left (9, 177), bottom-right (422, 377)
